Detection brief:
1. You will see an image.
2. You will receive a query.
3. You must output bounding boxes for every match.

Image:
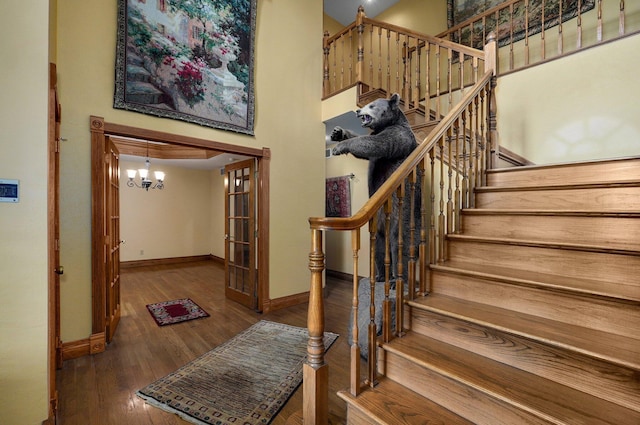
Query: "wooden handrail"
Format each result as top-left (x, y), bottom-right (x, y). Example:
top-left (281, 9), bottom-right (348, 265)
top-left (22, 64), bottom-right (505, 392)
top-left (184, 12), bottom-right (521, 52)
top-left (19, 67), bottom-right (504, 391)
top-left (310, 70), bottom-right (494, 232)
top-left (304, 9), bottom-right (498, 424)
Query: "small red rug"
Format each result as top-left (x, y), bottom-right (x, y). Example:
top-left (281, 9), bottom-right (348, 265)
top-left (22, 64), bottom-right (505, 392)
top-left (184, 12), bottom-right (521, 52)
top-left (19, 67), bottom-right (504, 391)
top-left (146, 298), bottom-right (210, 326)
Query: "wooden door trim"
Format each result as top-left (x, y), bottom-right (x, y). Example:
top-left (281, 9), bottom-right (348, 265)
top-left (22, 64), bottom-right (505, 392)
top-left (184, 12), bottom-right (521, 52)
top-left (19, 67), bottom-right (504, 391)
top-left (47, 62), bottom-right (61, 425)
top-left (90, 116), bottom-right (271, 338)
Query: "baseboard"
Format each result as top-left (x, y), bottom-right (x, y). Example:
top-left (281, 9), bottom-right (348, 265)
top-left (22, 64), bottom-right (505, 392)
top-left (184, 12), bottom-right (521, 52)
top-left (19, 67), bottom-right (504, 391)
top-left (61, 331), bottom-right (105, 361)
top-left (120, 254), bottom-right (221, 269)
top-left (267, 291), bottom-right (309, 312)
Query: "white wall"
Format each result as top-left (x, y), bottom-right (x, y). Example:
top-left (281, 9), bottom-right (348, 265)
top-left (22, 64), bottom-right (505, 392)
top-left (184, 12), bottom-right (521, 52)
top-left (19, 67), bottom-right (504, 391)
top-left (120, 160), bottom-right (214, 261)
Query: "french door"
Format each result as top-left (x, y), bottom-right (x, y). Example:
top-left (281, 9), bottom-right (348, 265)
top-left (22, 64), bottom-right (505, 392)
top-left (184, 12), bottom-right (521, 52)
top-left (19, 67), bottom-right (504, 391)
top-left (105, 136), bottom-right (121, 342)
top-left (224, 159), bottom-right (257, 310)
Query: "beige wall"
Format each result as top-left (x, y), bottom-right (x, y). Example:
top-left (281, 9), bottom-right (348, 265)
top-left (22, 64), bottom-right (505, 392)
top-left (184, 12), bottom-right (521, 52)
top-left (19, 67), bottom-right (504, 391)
top-left (56, 0), bottom-right (324, 342)
top-left (497, 33), bottom-right (640, 165)
top-left (0, 2), bottom-right (50, 424)
top-left (376, 0), bottom-right (448, 34)
top-left (120, 160), bottom-right (215, 262)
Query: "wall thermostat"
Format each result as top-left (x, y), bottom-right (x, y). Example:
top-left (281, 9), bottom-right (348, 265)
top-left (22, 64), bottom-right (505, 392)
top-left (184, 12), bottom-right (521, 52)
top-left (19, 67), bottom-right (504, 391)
top-left (0, 179), bottom-right (19, 203)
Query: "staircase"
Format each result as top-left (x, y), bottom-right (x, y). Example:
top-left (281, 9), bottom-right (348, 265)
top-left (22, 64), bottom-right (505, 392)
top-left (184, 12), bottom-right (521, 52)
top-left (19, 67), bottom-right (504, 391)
top-left (337, 157), bottom-right (640, 424)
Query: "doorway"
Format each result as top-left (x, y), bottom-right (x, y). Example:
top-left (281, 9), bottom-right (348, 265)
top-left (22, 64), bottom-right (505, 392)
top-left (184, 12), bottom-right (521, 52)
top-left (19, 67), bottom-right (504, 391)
top-left (90, 117), bottom-right (270, 347)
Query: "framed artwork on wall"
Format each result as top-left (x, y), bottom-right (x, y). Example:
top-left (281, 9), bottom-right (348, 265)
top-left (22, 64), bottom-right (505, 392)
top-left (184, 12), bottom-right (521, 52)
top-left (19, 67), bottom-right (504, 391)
top-left (447, 0), bottom-right (595, 48)
top-left (114, 0), bottom-right (257, 135)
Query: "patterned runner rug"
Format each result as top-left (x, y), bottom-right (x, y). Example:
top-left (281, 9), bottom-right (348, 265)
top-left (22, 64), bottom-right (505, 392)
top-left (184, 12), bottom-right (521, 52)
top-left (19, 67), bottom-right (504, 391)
top-left (146, 298), bottom-right (210, 326)
top-left (137, 320), bottom-right (339, 425)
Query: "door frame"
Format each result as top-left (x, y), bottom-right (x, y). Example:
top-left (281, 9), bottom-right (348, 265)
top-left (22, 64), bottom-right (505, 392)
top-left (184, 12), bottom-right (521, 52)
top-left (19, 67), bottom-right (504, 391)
top-left (47, 62), bottom-right (62, 425)
top-left (90, 116), bottom-right (271, 346)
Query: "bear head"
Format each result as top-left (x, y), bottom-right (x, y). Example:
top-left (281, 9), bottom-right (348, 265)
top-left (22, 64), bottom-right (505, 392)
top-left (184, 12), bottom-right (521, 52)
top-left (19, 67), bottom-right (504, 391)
top-left (356, 93), bottom-right (405, 134)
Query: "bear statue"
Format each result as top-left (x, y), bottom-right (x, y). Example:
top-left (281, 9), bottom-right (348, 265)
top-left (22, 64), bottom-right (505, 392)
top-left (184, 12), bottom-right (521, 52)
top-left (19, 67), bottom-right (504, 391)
top-left (331, 93), bottom-right (421, 286)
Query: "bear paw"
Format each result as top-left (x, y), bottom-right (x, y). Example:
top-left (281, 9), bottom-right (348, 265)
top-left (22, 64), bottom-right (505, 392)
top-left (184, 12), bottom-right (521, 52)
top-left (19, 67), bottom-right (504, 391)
top-left (330, 126), bottom-right (346, 141)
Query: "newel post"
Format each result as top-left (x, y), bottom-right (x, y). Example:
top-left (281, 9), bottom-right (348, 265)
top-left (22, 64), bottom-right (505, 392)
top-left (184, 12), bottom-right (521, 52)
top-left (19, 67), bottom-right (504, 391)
top-left (484, 32), bottom-right (499, 170)
top-left (323, 31), bottom-right (330, 98)
top-left (303, 229), bottom-right (328, 425)
top-left (356, 6), bottom-right (365, 85)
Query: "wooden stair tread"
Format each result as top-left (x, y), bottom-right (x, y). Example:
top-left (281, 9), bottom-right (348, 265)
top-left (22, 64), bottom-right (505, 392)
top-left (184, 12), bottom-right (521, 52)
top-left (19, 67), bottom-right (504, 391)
top-left (409, 294), bottom-right (640, 370)
top-left (462, 208), bottom-right (640, 218)
top-left (432, 258), bottom-right (640, 302)
top-left (447, 233), bottom-right (640, 257)
top-left (338, 377), bottom-right (474, 425)
top-left (476, 180), bottom-right (640, 192)
top-left (384, 332), bottom-right (640, 425)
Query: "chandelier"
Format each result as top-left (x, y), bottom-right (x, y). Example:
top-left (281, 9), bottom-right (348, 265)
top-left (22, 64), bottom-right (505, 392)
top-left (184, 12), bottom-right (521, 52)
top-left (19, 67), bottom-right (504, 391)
top-left (126, 142), bottom-right (165, 190)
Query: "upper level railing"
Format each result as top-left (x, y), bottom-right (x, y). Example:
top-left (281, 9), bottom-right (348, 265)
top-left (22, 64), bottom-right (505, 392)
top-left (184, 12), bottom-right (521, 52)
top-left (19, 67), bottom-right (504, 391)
top-left (323, 7), bottom-right (488, 121)
top-left (437, 0), bottom-right (638, 75)
top-left (304, 11), bottom-right (499, 423)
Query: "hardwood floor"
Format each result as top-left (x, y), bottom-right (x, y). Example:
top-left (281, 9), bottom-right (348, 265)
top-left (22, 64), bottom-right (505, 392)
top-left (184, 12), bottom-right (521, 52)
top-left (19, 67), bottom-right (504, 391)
top-left (57, 260), bottom-right (353, 425)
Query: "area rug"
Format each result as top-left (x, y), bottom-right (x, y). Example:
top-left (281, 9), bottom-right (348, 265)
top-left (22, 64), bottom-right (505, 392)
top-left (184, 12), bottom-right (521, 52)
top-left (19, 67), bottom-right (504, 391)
top-left (146, 298), bottom-right (210, 326)
top-left (137, 320), bottom-right (339, 425)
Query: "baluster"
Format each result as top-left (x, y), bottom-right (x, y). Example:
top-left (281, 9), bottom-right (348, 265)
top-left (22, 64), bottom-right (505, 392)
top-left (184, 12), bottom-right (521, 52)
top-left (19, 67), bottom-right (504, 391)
top-left (435, 44), bottom-right (441, 118)
top-left (471, 95), bottom-right (480, 206)
top-left (447, 48), bottom-right (453, 114)
top-left (336, 37), bottom-right (342, 88)
top-left (525, 0), bottom-right (530, 66)
top-left (439, 133), bottom-right (446, 262)
top-left (366, 215), bottom-right (377, 388)
top-left (447, 125), bottom-right (454, 234)
top-left (428, 151), bottom-right (436, 287)
top-left (461, 108), bottom-right (468, 210)
top-left (395, 183), bottom-right (405, 338)
top-left (402, 40), bottom-right (411, 110)
top-left (395, 32), bottom-right (401, 94)
top-left (509, 2), bottom-right (514, 70)
top-left (349, 229), bottom-right (361, 396)
top-left (304, 229), bottom-right (327, 425)
top-left (541, 0), bottom-right (546, 60)
top-left (597, 0), bottom-right (603, 42)
top-left (378, 26), bottom-right (383, 89)
top-left (479, 87), bottom-right (487, 184)
top-left (356, 6), bottom-right (364, 85)
top-left (369, 23), bottom-right (374, 86)
top-left (408, 168), bottom-right (418, 301)
top-left (577, 0), bottom-right (583, 49)
top-left (558, 0), bottom-right (564, 55)
top-left (382, 199), bottom-right (392, 344)
top-left (425, 42), bottom-right (431, 118)
top-left (459, 52), bottom-right (464, 96)
top-left (414, 38), bottom-right (421, 110)
top-left (620, 0), bottom-right (625, 35)
top-left (455, 114), bottom-right (462, 233)
top-left (386, 29), bottom-right (391, 94)
top-left (488, 77), bottom-right (498, 171)
top-left (323, 32), bottom-right (330, 97)
top-left (349, 30), bottom-right (354, 85)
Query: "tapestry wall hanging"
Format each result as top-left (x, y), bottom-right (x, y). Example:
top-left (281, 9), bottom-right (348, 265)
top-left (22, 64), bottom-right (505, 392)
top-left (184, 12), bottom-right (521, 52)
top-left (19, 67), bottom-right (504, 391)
top-left (447, 0), bottom-right (595, 48)
top-left (326, 175), bottom-right (352, 218)
top-left (114, 0), bottom-right (257, 135)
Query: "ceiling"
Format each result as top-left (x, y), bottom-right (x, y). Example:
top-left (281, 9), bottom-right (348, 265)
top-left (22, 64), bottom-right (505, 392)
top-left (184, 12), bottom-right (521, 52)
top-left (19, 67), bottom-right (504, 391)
top-left (324, 0), bottom-right (399, 26)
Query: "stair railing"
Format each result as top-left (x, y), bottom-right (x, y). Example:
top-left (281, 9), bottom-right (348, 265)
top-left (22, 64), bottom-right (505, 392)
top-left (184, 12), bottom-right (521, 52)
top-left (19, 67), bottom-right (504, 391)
top-left (437, 0), bottom-right (637, 75)
top-left (304, 24), bottom-right (498, 425)
top-left (323, 6), bottom-right (491, 121)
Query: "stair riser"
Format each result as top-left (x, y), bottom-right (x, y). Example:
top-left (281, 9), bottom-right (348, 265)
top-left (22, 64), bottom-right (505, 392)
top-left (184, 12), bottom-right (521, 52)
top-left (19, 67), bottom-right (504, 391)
top-left (474, 186), bottom-right (640, 210)
top-left (383, 352), bottom-right (552, 425)
top-left (345, 406), bottom-right (378, 425)
top-left (461, 214), bottom-right (640, 251)
top-left (447, 240), bottom-right (640, 287)
top-left (409, 308), bottom-right (640, 411)
top-left (429, 270), bottom-right (640, 339)
top-left (486, 159), bottom-right (640, 187)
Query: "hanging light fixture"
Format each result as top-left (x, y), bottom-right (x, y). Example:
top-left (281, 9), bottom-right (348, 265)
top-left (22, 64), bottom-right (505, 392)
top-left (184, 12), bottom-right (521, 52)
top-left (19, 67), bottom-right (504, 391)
top-left (126, 142), bottom-right (165, 191)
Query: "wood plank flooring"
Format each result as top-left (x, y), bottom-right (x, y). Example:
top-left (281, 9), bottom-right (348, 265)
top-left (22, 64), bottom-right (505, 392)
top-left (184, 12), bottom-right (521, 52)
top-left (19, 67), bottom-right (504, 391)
top-left (56, 260), bottom-right (353, 425)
